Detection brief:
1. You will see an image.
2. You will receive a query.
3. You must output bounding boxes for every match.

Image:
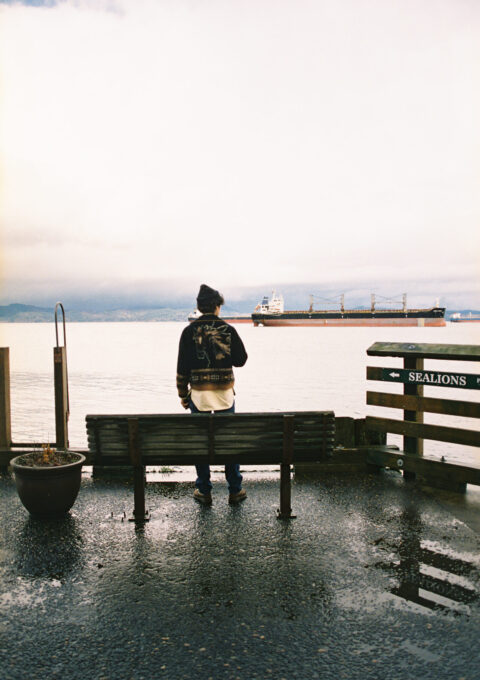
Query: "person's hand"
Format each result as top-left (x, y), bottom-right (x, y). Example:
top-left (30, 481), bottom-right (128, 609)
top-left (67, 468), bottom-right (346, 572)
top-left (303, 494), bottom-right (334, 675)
top-left (180, 397), bottom-right (190, 409)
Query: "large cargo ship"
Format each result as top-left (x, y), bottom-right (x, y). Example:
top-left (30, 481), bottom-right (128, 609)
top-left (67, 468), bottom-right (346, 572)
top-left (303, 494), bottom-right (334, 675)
top-left (252, 292), bottom-right (446, 327)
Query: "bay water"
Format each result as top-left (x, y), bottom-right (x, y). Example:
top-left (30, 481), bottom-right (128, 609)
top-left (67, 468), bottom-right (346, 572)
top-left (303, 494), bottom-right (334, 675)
top-left (1, 321), bottom-right (479, 467)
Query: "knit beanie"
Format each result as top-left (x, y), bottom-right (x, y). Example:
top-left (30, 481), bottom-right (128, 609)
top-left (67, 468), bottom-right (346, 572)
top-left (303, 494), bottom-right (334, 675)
top-left (196, 284), bottom-right (224, 312)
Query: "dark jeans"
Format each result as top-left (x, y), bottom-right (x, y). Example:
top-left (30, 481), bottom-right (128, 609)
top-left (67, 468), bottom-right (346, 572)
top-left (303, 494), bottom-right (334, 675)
top-left (189, 399), bottom-right (243, 495)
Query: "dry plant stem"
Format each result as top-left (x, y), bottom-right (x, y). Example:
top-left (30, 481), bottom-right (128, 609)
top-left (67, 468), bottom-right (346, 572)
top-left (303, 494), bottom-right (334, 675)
top-left (15, 447), bottom-right (79, 468)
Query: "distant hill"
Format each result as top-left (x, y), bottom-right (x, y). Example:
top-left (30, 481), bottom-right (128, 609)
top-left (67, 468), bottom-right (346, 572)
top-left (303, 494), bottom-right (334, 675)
top-left (65, 308), bottom-right (192, 322)
top-left (0, 303), bottom-right (191, 322)
top-left (0, 304), bottom-right (52, 322)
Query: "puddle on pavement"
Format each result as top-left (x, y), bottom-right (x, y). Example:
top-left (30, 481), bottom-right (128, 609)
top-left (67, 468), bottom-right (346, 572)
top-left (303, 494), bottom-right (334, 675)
top-left (366, 503), bottom-right (480, 616)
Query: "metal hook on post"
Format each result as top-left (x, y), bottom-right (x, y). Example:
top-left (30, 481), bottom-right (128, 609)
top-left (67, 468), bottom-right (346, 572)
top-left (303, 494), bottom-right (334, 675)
top-left (55, 302), bottom-right (67, 347)
top-left (54, 302), bottom-right (69, 449)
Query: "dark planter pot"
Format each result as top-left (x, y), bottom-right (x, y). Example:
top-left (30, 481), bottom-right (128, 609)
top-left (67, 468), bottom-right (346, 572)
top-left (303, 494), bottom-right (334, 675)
top-left (11, 452), bottom-right (86, 516)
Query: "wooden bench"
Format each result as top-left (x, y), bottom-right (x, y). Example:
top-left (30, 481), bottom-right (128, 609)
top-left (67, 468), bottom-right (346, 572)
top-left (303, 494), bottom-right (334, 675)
top-left (365, 342), bottom-right (480, 492)
top-left (86, 410), bottom-right (335, 521)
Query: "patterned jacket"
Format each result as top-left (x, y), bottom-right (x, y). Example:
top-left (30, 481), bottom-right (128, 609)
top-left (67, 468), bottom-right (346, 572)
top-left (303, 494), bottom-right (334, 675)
top-left (176, 314), bottom-right (248, 398)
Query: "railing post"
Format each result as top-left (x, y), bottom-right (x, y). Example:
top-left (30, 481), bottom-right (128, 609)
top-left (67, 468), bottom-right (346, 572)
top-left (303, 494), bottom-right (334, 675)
top-left (403, 356), bottom-right (424, 479)
top-left (0, 348), bottom-right (12, 449)
top-left (54, 346), bottom-right (69, 449)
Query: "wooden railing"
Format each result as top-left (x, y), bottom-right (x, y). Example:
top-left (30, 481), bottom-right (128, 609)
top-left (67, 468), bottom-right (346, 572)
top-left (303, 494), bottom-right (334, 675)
top-left (365, 342), bottom-right (480, 492)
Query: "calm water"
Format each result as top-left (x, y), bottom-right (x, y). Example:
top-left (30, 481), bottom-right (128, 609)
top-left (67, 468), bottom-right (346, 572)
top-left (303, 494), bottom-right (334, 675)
top-left (1, 321), bottom-right (479, 466)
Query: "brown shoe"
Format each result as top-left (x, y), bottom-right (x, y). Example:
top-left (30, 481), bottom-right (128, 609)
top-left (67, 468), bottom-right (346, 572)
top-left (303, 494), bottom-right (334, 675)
top-left (228, 489), bottom-right (247, 504)
top-left (194, 489), bottom-right (212, 505)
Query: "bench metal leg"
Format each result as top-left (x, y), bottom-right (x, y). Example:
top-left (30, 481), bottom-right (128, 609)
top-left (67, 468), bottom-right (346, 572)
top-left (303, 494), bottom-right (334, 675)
top-left (129, 465), bottom-right (150, 522)
top-left (277, 463), bottom-right (296, 519)
top-left (128, 418), bottom-right (149, 522)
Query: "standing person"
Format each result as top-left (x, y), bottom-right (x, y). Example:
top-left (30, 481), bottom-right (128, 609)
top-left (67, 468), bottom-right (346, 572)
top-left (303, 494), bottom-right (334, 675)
top-left (176, 284), bottom-right (248, 505)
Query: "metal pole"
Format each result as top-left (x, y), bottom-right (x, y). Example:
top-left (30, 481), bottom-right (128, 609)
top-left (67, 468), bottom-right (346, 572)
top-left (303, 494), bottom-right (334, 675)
top-left (54, 346), bottom-right (69, 449)
top-left (54, 302), bottom-right (70, 416)
top-left (54, 303), bottom-right (69, 449)
top-left (0, 348), bottom-right (12, 449)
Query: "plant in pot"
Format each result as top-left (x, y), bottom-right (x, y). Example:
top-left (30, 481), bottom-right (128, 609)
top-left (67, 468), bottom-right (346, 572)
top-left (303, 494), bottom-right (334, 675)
top-left (11, 444), bottom-right (86, 516)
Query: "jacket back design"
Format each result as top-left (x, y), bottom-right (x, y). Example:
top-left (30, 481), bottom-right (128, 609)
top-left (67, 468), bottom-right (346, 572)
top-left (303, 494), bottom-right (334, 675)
top-left (192, 321), bottom-right (231, 366)
top-left (176, 315), bottom-right (248, 398)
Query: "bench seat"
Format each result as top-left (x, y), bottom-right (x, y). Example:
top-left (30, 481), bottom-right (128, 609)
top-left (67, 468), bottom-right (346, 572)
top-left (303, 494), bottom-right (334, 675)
top-left (86, 411), bottom-right (335, 520)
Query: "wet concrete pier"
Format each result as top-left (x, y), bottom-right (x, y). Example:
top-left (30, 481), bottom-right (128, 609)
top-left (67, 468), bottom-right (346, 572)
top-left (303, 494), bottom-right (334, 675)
top-left (1, 469), bottom-right (479, 680)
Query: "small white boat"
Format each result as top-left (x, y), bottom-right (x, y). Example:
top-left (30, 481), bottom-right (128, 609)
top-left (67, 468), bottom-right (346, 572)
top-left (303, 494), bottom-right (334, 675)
top-left (188, 309), bottom-right (251, 323)
top-left (451, 312), bottom-right (480, 323)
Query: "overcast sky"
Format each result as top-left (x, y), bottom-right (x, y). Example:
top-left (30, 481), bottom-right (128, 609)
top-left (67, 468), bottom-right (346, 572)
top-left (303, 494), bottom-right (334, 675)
top-left (1, 0), bottom-right (479, 309)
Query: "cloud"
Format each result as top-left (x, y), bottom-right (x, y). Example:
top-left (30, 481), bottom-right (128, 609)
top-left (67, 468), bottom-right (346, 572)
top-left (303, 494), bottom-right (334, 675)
top-left (1, 0), bottom-right (479, 305)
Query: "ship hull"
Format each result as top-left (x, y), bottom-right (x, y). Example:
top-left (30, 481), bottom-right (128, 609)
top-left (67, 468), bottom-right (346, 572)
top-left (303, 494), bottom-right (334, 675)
top-left (253, 318), bottom-right (445, 327)
top-left (252, 308), bottom-right (446, 327)
top-left (188, 315), bottom-right (251, 324)
top-left (221, 317), bottom-right (252, 324)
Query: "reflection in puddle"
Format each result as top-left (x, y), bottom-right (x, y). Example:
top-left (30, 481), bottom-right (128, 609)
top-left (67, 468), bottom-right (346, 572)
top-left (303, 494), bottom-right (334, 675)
top-left (378, 503), bottom-right (479, 615)
top-left (13, 514), bottom-right (84, 580)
